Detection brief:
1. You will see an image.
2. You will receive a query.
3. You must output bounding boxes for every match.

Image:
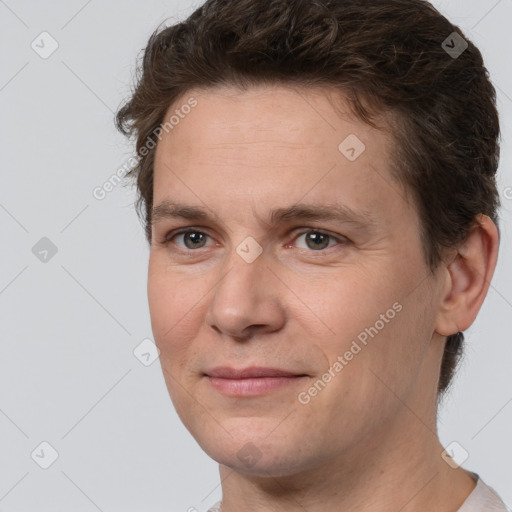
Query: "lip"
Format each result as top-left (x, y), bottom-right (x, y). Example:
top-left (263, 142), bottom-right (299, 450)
top-left (204, 366), bottom-right (308, 397)
top-left (206, 366), bottom-right (305, 378)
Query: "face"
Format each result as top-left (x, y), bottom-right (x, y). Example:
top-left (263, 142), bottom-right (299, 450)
top-left (148, 84), bottom-right (444, 476)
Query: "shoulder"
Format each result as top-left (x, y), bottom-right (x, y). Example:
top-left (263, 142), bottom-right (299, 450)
top-left (457, 476), bottom-right (510, 512)
top-left (206, 501), bottom-right (222, 512)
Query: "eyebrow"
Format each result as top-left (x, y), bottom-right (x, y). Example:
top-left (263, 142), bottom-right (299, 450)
top-left (151, 200), bottom-right (379, 233)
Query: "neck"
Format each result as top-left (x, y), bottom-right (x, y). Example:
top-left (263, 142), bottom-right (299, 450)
top-left (217, 418), bottom-right (475, 512)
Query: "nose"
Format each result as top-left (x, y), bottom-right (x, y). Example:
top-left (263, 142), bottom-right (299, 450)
top-left (204, 247), bottom-right (286, 340)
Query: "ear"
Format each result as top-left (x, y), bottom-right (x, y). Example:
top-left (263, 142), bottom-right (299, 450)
top-left (435, 214), bottom-right (499, 336)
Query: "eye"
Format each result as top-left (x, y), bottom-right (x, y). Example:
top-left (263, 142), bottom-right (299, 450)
top-left (292, 230), bottom-right (345, 251)
top-left (159, 227), bottom-right (347, 254)
top-left (165, 229), bottom-right (213, 250)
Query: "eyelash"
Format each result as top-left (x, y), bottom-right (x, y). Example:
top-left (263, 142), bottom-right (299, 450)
top-left (159, 227), bottom-right (348, 254)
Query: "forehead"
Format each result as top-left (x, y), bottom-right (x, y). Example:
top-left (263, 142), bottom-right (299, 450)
top-left (156, 84), bottom-right (389, 162)
top-left (152, 84), bottom-right (414, 229)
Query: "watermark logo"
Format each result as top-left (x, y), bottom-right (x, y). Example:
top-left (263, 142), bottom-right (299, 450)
top-left (338, 134), bottom-right (366, 161)
top-left (237, 442), bottom-right (263, 468)
top-left (441, 441), bottom-right (469, 469)
top-left (442, 32), bottom-right (468, 59)
top-left (32, 237), bottom-right (58, 263)
top-left (236, 236), bottom-right (263, 263)
top-left (31, 31), bottom-right (59, 59)
top-left (31, 441), bottom-right (59, 469)
top-left (133, 338), bottom-right (160, 367)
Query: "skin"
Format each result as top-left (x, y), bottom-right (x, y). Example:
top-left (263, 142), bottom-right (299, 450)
top-left (148, 84), bottom-right (499, 511)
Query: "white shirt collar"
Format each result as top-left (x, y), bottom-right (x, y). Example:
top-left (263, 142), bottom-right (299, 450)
top-left (456, 475), bottom-right (510, 512)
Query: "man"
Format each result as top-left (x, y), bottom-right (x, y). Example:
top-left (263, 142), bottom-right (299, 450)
top-left (116, 0), bottom-right (510, 510)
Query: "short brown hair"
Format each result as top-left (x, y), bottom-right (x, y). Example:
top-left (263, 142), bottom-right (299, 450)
top-left (116, 0), bottom-right (501, 396)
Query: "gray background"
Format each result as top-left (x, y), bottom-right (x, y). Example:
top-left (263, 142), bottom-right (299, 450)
top-left (0, 0), bottom-right (511, 510)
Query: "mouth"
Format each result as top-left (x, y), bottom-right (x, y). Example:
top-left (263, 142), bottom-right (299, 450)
top-left (204, 366), bottom-right (309, 397)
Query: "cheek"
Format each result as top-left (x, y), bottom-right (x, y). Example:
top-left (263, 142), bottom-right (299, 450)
top-left (147, 265), bottom-right (207, 415)
top-left (296, 267), bottom-right (401, 345)
top-left (147, 262), bottom-right (201, 358)
top-left (302, 264), bottom-right (429, 384)
top-left (327, 280), bottom-right (435, 405)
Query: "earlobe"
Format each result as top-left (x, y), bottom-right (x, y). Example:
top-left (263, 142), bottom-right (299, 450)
top-left (434, 214), bottom-right (499, 337)
top-left (434, 255), bottom-right (462, 337)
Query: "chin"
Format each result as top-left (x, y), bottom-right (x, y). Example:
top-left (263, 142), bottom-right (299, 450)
top-left (208, 445), bottom-right (308, 477)
top-left (191, 421), bottom-right (315, 476)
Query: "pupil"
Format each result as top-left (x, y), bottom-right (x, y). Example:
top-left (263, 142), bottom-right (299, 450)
top-left (186, 232), bottom-right (205, 248)
top-left (307, 233), bottom-right (329, 250)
